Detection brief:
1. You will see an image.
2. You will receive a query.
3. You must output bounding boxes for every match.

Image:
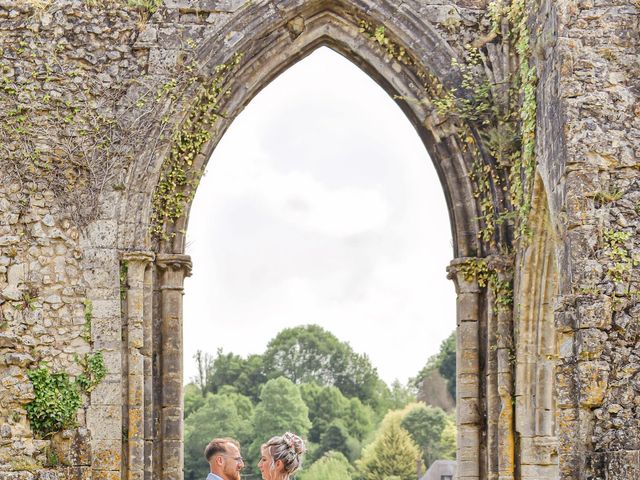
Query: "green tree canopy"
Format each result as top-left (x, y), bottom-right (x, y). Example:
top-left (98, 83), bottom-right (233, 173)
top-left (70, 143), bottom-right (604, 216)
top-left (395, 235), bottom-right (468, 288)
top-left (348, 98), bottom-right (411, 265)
top-left (343, 397), bottom-right (375, 441)
top-left (298, 451), bottom-right (355, 480)
top-left (183, 392), bottom-right (254, 480)
top-left (262, 324), bottom-right (381, 406)
top-left (248, 377), bottom-right (312, 473)
top-left (205, 349), bottom-right (266, 402)
top-left (184, 382), bottom-right (206, 418)
top-left (357, 422), bottom-right (422, 480)
top-left (319, 419), bottom-right (361, 463)
top-left (401, 403), bottom-right (451, 467)
top-left (300, 383), bottom-right (350, 442)
top-left (437, 333), bottom-right (456, 399)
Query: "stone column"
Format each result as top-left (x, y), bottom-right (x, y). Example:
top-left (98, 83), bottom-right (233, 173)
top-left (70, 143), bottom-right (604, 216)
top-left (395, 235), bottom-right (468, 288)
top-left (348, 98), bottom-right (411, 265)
top-left (448, 258), bottom-right (482, 480)
top-left (487, 255), bottom-right (515, 480)
top-left (156, 253), bottom-right (192, 480)
top-left (121, 251), bottom-right (155, 480)
top-left (143, 262), bottom-right (155, 480)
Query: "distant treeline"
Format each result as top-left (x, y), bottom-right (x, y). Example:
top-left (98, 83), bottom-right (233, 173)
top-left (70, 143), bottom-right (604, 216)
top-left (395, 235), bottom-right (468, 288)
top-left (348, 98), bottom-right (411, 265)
top-left (184, 325), bottom-right (456, 480)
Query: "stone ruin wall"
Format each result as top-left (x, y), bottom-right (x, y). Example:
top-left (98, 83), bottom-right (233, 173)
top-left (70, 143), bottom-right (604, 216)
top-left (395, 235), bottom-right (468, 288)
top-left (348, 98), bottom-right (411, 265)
top-left (0, 1), bottom-right (638, 479)
top-left (535, 1), bottom-right (640, 478)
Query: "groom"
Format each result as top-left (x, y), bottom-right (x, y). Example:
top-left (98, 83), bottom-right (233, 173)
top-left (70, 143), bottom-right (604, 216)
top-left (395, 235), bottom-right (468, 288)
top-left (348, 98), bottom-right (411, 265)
top-left (204, 437), bottom-right (245, 480)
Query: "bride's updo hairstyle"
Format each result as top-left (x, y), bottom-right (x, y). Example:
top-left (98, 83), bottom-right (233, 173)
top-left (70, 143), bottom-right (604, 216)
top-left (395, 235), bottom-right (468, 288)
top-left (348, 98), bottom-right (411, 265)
top-left (263, 432), bottom-right (306, 477)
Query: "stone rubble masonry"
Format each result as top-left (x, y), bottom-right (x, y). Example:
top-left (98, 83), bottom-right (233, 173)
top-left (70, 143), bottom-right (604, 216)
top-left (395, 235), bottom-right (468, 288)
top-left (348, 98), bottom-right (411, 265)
top-left (0, 1), bottom-right (638, 480)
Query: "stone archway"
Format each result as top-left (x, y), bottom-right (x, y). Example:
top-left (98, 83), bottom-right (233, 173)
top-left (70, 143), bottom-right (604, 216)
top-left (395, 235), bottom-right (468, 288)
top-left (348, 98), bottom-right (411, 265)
top-left (3, 1), bottom-right (638, 479)
top-left (115, 2), bottom-right (538, 480)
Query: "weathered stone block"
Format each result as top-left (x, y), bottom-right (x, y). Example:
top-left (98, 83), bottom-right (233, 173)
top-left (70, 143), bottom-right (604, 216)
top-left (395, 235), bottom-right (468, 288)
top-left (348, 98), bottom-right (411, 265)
top-left (86, 405), bottom-right (121, 440)
top-left (458, 320), bottom-right (478, 346)
top-left (128, 375), bottom-right (144, 407)
top-left (161, 414), bottom-right (182, 441)
top-left (457, 372), bottom-right (479, 398)
top-left (520, 464), bottom-right (559, 480)
top-left (90, 471), bottom-right (120, 480)
top-left (0, 472), bottom-right (35, 480)
top-left (519, 436), bottom-right (558, 466)
top-left (85, 220), bottom-right (117, 248)
top-left (558, 331), bottom-right (575, 359)
top-left (576, 296), bottom-right (612, 329)
top-left (458, 397), bottom-right (481, 424)
top-left (556, 364), bottom-right (577, 408)
top-left (457, 459), bottom-right (479, 477)
top-left (35, 470), bottom-right (61, 480)
top-left (587, 450), bottom-right (640, 480)
top-left (100, 350), bottom-right (122, 377)
top-left (164, 0), bottom-right (246, 11)
top-left (457, 293), bottom-right (480, 320)
top-left (91, 440), bottom-right (122, 471)
top-left (90, 379), bottom-right (121, 406)
top-left (160, 440), bottom-right (182, 470)
top-left (555, 307), bottom-right (576, 332)
top-left (457, 347), bottom-right (479, 375)
top-left (578, 361), bottom-right (609, 407)
top-left (91, 299), bottom-right (120, 319)
top-left (576, 328), bottom-right (607, 360)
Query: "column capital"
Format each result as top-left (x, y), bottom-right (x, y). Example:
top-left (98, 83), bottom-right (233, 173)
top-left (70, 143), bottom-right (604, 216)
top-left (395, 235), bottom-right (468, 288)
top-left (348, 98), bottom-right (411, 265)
top-left (447, 257), bottom-right (482, 294)
top-left (156, 253), bottom-right (192, 277)
top-left (121, 250), bottom-right (156, 265)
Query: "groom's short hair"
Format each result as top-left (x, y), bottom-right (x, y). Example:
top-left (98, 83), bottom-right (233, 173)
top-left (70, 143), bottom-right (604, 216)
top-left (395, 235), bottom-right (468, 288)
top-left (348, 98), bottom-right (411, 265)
top-left (204, 437), bottom-right (240, 461)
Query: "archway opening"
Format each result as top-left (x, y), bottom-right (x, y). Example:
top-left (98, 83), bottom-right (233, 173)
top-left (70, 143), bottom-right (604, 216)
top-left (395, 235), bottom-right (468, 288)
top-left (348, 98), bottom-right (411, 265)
top-left (182, 46), bottom-right (457, 479)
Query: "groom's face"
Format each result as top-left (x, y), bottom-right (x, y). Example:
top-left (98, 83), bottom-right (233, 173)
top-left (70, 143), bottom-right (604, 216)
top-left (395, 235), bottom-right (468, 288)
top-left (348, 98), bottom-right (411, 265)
top-left (221, 443), bottom-right (244, 480)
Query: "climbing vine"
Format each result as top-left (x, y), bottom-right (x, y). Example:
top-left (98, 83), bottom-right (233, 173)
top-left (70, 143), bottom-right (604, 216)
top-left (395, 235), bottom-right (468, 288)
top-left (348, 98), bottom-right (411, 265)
top-left (358, 19), bottom-right (446, 101)
top-left (447, 0), bottom-right (538, 246)
top-left (359, 0), bottom-right (538, 250)
top-left (149, 53), bottom-right (243, 239)
top-left (0, 6), bottom-right (148, 227)
top-left (458, 258), bottom-right (514, 311)
top-left (26, 352), bottom-right (106, 437)
top-left (504, 0), bottom-right (538, 240)
top-left (602, 228), bottom-right (638, 286)
top-left (358, 21), bottom-right (413, 66)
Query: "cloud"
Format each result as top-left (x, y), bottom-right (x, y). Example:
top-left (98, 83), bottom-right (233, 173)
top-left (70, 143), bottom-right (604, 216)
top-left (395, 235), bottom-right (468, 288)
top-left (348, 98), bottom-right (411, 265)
top-left (183, 46), bottom-right (456, 386)
top-left (267, 171), bottom-right (393, 237)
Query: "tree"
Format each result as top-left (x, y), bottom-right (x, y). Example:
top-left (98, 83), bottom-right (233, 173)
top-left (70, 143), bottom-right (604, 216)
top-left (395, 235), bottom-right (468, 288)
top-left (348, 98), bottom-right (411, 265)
top-left (184, 382), bottom-right (206, 418)
top-left (357, 422), bottom-right (422, 480)
top-left (262, 325), bottom-right (381, 406)
top-left (319, 419), bottom-right (361, 462)
top-left (205, 349), bottom-right (266, 402)
top-left (248, 377), bottom-right (312, 474)
top-left (401, 403), bottom-right (449, 467)
top-left (334, 350), bottom-right (381, 408)
top-left (413, 331), bottom-right (456, 402)
top-left (298, 451), bottom-right (355, 480)
top-left (343, 397), bottom-right (375, 441)
top-left (439, 415), bottom-right (457, 460)
top-left (300, 383), bottom-right (350, 442)
top-left (193, 349), bottom-right (213, 395)
top-left (437, 333), bottom-right (456, 399)
top-left (183, 392), bottom-right (254, 480)
top-left (387, 379), bottom-right (417, 410)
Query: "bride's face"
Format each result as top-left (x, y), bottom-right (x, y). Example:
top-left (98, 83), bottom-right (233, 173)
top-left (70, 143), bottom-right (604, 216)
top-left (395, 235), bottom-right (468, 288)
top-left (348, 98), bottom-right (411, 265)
top-left (257, 447), bottom-right (273, 480)
top-left (258, 446), bottom-right (284, 480)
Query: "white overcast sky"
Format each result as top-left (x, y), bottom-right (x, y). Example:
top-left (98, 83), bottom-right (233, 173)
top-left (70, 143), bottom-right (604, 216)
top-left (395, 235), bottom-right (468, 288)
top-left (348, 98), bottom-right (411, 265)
top-left (183, 47), bottom-right (456, 386)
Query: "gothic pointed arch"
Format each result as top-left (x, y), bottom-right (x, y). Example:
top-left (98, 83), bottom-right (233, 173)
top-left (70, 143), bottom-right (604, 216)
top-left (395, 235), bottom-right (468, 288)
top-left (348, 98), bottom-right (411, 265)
top-left (119, 0), bottom-right (490, 259)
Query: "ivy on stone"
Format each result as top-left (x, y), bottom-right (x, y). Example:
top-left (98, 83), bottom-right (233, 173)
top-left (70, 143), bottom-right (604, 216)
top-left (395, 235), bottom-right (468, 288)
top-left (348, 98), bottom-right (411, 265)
top-left (26, 352), bottom-right (106, 437)
top-left (26, 365), bottom-right (82, 437)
